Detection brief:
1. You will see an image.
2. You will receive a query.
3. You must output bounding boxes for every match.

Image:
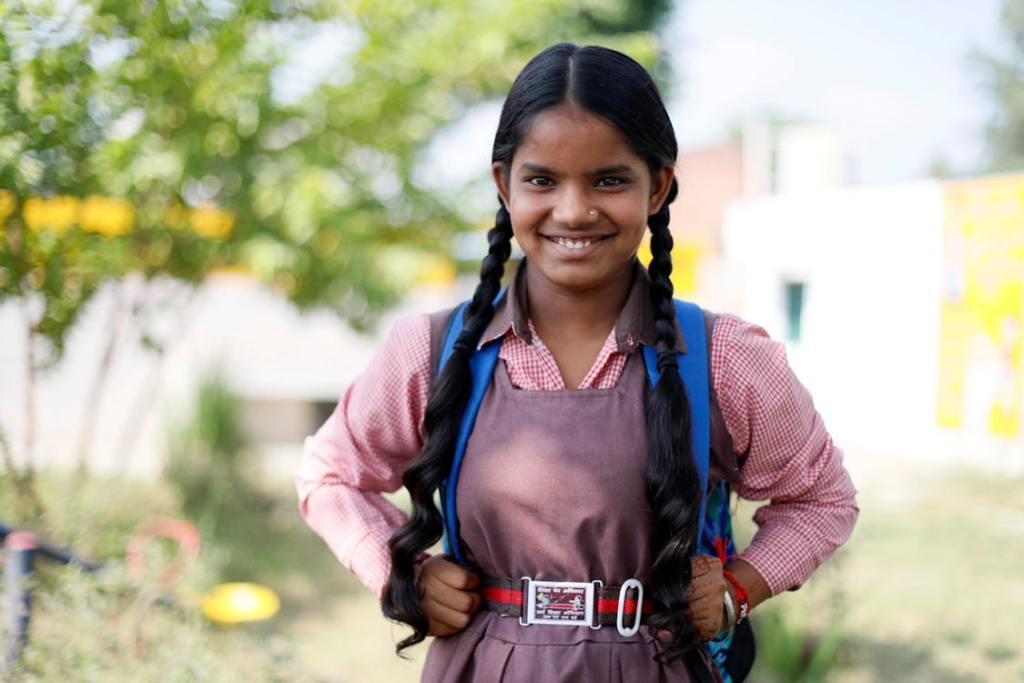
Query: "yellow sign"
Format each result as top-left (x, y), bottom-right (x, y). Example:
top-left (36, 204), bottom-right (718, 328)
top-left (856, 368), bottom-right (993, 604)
top-left (938, 175), bottom-right (1024, 436)
top-left (636, 236), bottom-right (705, 297)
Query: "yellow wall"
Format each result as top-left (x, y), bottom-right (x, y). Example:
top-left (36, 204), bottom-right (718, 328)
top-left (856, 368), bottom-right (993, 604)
top-left (938, 175), bottom-right (1024, 437)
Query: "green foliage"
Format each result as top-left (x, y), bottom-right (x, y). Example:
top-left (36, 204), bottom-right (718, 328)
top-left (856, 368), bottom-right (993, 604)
top-left (162, 371), bottom-right (334, 584)
top-left (975, 0), bottom-right (1024, 171)
top-left (164, 370), bottom-right (253, 541)
top-left (0, 470), bottom-right (305, 681)
top-left (0, 422), bottom-right (45, 522)
top-left (0, 0), bottom-right (669, 368)
top-left (731, 508), bottom-right (852, 683)
top-left (750, 602), bottom-right (850, 683)
top-left (10, 559), bottom-right (308, 682)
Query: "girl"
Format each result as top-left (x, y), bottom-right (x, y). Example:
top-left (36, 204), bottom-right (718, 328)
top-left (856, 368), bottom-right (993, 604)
top-left (297, 43), bottom-right (858, 682)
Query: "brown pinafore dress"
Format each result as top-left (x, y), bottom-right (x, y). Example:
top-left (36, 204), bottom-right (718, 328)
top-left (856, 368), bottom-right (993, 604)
top-left (420, 342), bottom-right (717, 683)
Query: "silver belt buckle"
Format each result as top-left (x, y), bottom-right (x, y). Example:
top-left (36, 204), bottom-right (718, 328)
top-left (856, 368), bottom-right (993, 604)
top-left (521, 579), bottom-right (595, 626)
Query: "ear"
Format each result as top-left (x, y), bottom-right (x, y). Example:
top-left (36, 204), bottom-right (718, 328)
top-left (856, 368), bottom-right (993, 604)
top-left (492, 162), bottom-right (511, 208)
top-left (648, 165), bottom-right (676, 216)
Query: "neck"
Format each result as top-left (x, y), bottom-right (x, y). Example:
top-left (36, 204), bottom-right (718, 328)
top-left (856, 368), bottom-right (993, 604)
top-left (525, 261), bottom-right (636, 342)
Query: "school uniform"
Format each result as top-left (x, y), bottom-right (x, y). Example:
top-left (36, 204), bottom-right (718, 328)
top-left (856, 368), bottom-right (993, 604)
top-left (297, 259), bottom-right (858, 682)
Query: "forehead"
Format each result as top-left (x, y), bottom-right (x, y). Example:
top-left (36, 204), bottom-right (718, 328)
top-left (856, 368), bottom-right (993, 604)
top-left (512, 104), bottom-right (645, 170)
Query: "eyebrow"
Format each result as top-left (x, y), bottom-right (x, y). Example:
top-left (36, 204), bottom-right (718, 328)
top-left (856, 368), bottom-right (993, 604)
top-left (591, 164), bottom-right (636, 176)
top-left (518, 162), bottom-right (638, 176)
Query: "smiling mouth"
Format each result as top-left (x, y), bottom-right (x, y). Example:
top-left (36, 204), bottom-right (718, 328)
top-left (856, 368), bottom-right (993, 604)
top-left (548, 235), bottom-right (607, 250)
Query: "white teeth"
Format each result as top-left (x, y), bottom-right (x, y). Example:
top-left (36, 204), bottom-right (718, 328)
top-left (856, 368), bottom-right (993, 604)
top-left (555, 237), bottom-right (593, 249)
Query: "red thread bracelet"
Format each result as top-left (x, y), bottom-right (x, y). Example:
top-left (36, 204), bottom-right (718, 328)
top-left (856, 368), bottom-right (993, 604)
top-left (713, 536), bottom-right (751, 624)
top-left (722, 570), bottom-right (750, 623)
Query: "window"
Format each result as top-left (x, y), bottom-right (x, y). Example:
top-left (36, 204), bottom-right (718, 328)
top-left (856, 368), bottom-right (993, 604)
top-left (784, 281), bottom-right (805, 343)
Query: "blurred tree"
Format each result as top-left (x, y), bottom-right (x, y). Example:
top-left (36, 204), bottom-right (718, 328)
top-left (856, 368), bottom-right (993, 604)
top-left (975, 0), bottom-right (1024, 171)
top-left (1, 0), bottom-right (669, 347)
top-left (0, 0), bottom-right (671, 494)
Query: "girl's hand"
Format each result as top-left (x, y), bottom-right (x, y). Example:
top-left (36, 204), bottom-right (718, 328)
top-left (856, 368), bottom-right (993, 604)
top-left (684, 554), bottom-right (728, 641)
top-left (415, 555), bottom-right (481, 637)
top-left (648, 554), bottom-right (728, 643)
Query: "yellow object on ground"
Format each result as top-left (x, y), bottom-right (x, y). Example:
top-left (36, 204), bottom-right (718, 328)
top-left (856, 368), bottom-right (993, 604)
top-left (201, 582), bottom-right (280, 624)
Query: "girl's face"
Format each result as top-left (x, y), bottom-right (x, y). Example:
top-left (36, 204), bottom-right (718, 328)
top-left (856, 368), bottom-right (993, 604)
top-left (493, 103), bottom-right (674, 297)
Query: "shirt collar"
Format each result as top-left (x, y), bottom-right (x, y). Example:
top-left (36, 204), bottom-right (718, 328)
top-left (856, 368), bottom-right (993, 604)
top-left (479, 259), bottom-right (688, 355)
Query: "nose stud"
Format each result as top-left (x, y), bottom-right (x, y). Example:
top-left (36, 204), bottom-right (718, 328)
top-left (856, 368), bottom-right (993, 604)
top-left (588, 209), bottom-right (597, 218)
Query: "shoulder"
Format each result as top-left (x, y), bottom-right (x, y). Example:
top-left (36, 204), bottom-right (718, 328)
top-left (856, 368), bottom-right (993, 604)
top-left (708, 312), bottom-right (823, 450)
top-left (424, 305), bottom-right (459, 344)
top-left (367, 312), bottom-right (435, 383)
top-left (384, 312), bottom-right (433, 350)
top-left (710, 312), bottom-right (783, 366)
top-left (709, 312), bottom-right (795, 402)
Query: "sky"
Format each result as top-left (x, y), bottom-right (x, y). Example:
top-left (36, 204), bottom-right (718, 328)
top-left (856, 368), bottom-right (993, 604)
top-left (423, 0), bottom-right (1008, 194)
top-left (664, 0), bottom-right (1006, 184)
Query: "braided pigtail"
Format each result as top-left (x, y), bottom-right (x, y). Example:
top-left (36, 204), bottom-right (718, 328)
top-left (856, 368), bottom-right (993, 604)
top-left (381, 205), bottom-right (514, 653)
top-left (642, 180), bottom-right (705, 665)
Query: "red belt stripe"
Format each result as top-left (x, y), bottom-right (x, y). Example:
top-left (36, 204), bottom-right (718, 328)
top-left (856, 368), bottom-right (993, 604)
top-left (597, 597), bottom-right (653, 615)
top-left (481, 582), bottom-right (653, 617)
top-left (481, 586), bottom-right (523, 606)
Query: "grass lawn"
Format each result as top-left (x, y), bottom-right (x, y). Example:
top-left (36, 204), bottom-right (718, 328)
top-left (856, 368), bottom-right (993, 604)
top-left (740, 450), bottom-right (1024, 683)
top-left (2, 453), bottom-right (1022, 682)
top-left (821, 455), bottom-right (1024, 683)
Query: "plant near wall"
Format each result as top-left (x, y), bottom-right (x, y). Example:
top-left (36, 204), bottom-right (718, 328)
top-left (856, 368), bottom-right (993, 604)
top-left (749, 551), bottom-right (851, 683)
top-left (162, 370), bottom-right (320, 583)
top-left (752, 601), bottom-right (850, 682)
top-left (163, 370), bottom-right (251, 540)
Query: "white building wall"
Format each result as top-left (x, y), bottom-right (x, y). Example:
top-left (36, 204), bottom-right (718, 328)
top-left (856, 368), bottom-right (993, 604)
top-left (722, 181), bottom-right (951, 460)
top-left (0, 272), bottom-right (471, 479)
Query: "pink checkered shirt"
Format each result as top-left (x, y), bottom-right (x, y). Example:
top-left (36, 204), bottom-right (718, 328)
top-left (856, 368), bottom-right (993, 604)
top-left (297, 273), bottom-right (858, 600)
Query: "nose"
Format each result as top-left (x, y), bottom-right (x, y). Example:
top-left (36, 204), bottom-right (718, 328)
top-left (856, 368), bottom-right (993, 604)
top-left (551, 185), bottom-right (594, 227)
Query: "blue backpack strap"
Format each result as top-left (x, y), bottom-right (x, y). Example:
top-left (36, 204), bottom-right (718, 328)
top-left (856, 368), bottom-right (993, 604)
top-left (640, 299), bottom-right (710, 534)
top-left (437, 300), bottom-right (503, 565)
top-left (437, 301), bottom-right (469, 372)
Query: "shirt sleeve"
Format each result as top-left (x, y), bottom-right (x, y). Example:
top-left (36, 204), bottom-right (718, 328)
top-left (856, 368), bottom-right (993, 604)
top-left (711, 314), bottom-right (859, 596)
top-left (295, 313), bottom-right (432, 599)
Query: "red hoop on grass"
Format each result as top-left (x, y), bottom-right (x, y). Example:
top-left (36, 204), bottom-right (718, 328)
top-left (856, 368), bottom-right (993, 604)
top-left (125, 516), bottom-right (201, 587)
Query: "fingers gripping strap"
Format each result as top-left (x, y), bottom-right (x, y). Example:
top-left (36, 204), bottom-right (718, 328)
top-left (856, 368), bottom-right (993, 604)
top-left (640, 299), bottom-right (710, 535)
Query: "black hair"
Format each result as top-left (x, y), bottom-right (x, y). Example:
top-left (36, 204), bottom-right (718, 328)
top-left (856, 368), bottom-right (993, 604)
top-left (382, 43), bottom-right (703, 667)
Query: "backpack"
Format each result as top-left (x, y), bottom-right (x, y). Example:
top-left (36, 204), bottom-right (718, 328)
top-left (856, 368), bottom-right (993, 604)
top-left (432, 296), bottom-right (754, 683)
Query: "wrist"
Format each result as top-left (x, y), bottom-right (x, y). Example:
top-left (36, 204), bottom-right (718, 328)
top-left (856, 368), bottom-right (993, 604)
top-left (722, 569), bottom-right (751, 624)
top-left (723, 558), bottom-right (770, 611)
